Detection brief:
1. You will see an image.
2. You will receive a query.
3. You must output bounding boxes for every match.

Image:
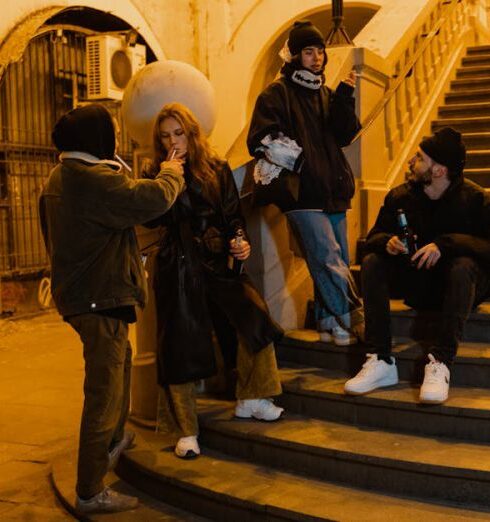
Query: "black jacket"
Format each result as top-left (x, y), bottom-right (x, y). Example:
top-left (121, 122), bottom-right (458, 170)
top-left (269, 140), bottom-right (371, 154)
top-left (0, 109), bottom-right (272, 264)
top-left (365, 178), bottom-right (490, 267)
top-left (247, 77), bottom-right (361, 212)
top-left (147, 161), bottom-right (283, 385)
top-left (40, 158), bottom-right (184, 316)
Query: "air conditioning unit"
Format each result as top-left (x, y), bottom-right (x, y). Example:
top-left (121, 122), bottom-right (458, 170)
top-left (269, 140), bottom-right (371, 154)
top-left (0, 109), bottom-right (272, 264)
top-left (86, 34), bottom-right (146, 100)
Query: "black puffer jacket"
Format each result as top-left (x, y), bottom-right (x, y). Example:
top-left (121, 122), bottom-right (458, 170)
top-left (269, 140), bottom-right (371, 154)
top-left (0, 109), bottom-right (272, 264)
top-left (247, 76), bottom-right (361, 212)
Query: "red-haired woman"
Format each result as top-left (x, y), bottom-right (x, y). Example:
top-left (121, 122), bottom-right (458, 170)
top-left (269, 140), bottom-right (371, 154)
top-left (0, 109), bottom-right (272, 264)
top-left (144, 103), bottom-right (284, 459)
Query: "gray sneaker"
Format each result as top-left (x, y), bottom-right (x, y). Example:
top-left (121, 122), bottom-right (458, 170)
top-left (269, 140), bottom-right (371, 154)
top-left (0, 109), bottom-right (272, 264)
top-left (76, 487), bottom-right (138, 514)
top-left (108, 430), bottom-right (135, 471)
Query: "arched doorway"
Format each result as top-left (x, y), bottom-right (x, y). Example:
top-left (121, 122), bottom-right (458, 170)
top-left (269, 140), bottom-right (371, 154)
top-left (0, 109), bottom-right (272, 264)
top-left (0, 7), bottom-right (157, 312)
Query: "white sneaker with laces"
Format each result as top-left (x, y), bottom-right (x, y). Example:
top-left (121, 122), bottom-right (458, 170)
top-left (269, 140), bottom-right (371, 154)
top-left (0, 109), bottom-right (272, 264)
top-left (235, 398), bottom-right (284, 421)
top-left (75, 487), bottom-right (138, 514)
top-left (344, 353), bottom-right (399, 395)
top-left (319, 325), bottom-right (357, 346)
top-left (175, 435), bottom-right (200, 459)
top-left (419, 354), bottom-right (450, 404)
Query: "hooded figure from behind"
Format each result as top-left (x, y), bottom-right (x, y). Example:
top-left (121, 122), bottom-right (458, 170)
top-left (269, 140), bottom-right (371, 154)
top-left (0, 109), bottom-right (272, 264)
top-left (39, 103), bottom-right (185, 514)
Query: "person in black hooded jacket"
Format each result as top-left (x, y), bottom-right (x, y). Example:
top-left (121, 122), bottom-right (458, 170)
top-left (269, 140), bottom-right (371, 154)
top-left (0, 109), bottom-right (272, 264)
top-left (247, 20), bottom-right (364, 346)
top-left (40, 104), bottom-right (185, 514)
top-left (143, 103), bottom-right (284, 460)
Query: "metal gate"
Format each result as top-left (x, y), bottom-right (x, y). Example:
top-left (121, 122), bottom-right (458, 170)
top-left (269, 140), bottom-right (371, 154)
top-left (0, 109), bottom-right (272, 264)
top-left (0, 27), bottom-right (134, 276)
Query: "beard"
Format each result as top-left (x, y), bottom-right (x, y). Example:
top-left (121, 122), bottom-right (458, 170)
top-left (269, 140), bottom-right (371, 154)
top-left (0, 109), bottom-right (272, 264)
top-left (405, 165), bottom-right (432, 185)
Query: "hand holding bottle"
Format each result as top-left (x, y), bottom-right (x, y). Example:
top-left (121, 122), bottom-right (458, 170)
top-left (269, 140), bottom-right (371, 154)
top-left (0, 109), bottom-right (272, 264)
top-left (229, 230), bottom-right (251, 261)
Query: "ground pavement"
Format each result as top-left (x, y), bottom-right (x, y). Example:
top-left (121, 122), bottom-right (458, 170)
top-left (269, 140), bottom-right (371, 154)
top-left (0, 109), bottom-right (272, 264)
top-left (0, 311), bottom-right (203, 521)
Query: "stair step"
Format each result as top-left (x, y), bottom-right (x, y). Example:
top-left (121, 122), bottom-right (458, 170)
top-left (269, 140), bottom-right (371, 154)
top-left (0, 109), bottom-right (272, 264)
top-left (198, 401), bottom-right (490, 509)
top-left (390, 300), bottom-right (488, 343)
top-left (456, 66), bottom-right (490, 78)
top-left (464, 168), bottom-right (490, 187)
top-left (276, 329), bottom-right (490, 388)
top-left (279, 365), bottom-right (490, 441)
top-left (460, 132), bottom-right (490, 149)
top-left (467, 45), bottom-right (490, 55)
top-left (465, 150), bottom-right (490, 169)
top-left (439, 102), bottom-right (490, 118)
top-left (450, 77), bottom-right (490, 90)
top-left (462, 54), bottom-right (490, 66)
top-left (120, 424), bottom-right (490, 521)
top-left (50, 449), bottom-right (208, 521)
top-left (446, 90), bottom-right (490, 104)
top-left (432, 115), bottom-right (490, 133)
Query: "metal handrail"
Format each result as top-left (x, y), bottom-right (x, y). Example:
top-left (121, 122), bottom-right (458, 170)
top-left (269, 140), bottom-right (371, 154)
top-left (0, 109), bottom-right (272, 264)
top-left (352, 0), bottom-right (462, 143)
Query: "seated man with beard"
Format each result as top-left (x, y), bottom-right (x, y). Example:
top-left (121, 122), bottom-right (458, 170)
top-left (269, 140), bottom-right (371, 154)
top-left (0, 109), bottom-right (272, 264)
top-left (344, 127), bottom-right (490, 404)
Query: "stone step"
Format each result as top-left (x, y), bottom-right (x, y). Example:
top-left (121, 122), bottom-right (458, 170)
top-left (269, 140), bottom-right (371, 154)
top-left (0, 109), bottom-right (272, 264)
top-left (439, 102), bottom-right (490, 118)
top-left (464, 168), bottom-right (490, 187)
top-left (465, 150), bottom-right (490, 168)
top-left (120, 424), bottom-right (490, 521)
top-left (456, 66), bottom-right (490, 79)
top-left (467, 45), bottom-right (490, 55)
top-left (432, 115), bottom-right (490, 133)
top-left (450, 77), bottom-right (490, 90)
top-left (278, 365), bottom-right (490, 442)
top-left (446, 90), bottom-right (490, 105)
top-left (392, 300), bottom-right (488, 343)
top-left (460, 132), bottom-right (490, 149)
top-left (198, 401), bottom-right (490, 509)
top-left (276, 328), bottom-right (490, 388)
top-left (462, 54), bottom-right (490, 66)
top-left (50, 449), bottom-right (207, 521)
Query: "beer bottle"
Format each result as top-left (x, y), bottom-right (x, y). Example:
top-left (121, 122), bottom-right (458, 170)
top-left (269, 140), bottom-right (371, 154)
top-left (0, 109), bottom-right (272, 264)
top-left (397, 209), bottom-right (418, 258)
top-left (228, 228), bottom-right (245, 275)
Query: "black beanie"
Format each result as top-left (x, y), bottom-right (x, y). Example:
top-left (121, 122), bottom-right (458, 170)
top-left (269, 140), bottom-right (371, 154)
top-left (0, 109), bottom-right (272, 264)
top-left (420, 127), bottom-right (466, 175)
top-left (288, 20), bottom-right (325, 56)
top-left (52, 104), bottom-right (116, 160)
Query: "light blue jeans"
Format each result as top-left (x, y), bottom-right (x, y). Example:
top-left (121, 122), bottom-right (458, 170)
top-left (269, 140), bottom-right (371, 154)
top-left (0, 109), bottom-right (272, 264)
top-left (286, 210), bottom-right (364, 332)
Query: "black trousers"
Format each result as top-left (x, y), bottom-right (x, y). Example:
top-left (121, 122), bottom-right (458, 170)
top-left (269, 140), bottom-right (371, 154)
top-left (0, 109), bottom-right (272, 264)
top-left (361, 253), bottom-right (490, 365)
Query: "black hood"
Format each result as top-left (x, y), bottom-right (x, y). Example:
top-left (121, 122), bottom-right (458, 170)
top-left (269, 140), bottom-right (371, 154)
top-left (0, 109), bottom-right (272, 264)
top-left (52, 104), bottom-right (116, 160)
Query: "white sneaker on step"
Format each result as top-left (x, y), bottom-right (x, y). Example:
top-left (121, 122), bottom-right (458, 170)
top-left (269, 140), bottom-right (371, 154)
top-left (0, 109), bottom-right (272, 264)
top-left (419, 354), bottom-right (450, 404)
top-left (344, 353), bottom-right (399, 395)
top-left (235, 398), bottom-right (284, 421)
top-left (175, 435), bottom-right (200, 459)
top-left (319, 325), bottom-right (357, 346)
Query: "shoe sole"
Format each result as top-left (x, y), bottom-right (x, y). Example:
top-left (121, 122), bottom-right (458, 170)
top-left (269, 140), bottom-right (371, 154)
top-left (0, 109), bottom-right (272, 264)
top-left (234, 412), bottom-right (284, 422)
top-left (419, 395), bottom-right (448, 405)
top-left (344, 376), bottom-right (399, 395)
top-left (175, 450), bottom-right (200, 459)
top-left (334, 337), bottom-right (358, 346)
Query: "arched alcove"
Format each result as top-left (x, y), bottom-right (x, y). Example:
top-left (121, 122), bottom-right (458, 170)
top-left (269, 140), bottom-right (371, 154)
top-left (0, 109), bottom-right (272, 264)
top-left (247, 4), bottom-right (379, 118)
top-left (0, 4), bottom-right (160, 296)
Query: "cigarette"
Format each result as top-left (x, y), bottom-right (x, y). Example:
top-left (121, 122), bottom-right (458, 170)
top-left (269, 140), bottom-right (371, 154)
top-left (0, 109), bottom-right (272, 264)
top-left (115, 154), bottom-right (132, 173)
top-left (169, 149), bottom-right (177, 160)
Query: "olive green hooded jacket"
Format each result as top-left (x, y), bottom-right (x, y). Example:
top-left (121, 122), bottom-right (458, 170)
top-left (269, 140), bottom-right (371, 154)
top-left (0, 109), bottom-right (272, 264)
top-left (40, 155), bottom-right (184, 316)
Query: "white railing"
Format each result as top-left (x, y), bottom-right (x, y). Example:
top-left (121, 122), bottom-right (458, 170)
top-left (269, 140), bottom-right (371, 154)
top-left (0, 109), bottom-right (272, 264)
top-left (358, 0), bottom-right (472, 191)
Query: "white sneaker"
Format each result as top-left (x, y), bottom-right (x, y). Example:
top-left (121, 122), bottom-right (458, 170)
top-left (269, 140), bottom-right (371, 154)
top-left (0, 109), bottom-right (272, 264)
top-left (235, 398), bottom-right (284, 421)
top-left (344, 353), bottom-right (399, 395)
top-left (175, 435), bottom-right (200, 459)
top-left (319, 325), bottom-right (357, 346)
top-left (419, 354), bottom-right (450, 404)
top-left (76, 487), bottom-right (138, 514)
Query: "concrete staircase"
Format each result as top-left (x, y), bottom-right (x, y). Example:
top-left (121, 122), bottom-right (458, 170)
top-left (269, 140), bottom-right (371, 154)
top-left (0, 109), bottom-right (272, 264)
top-left (115, 46), bottom-right (490, 521)
top-left (117, 301), bottom-right (490, 521)
top-left (433, 44), bottom-right (490, 189)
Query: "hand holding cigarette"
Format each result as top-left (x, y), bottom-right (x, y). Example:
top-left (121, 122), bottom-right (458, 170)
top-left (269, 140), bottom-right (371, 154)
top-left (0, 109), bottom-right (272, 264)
top-left (159, 147), bottom-right (185, 177)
